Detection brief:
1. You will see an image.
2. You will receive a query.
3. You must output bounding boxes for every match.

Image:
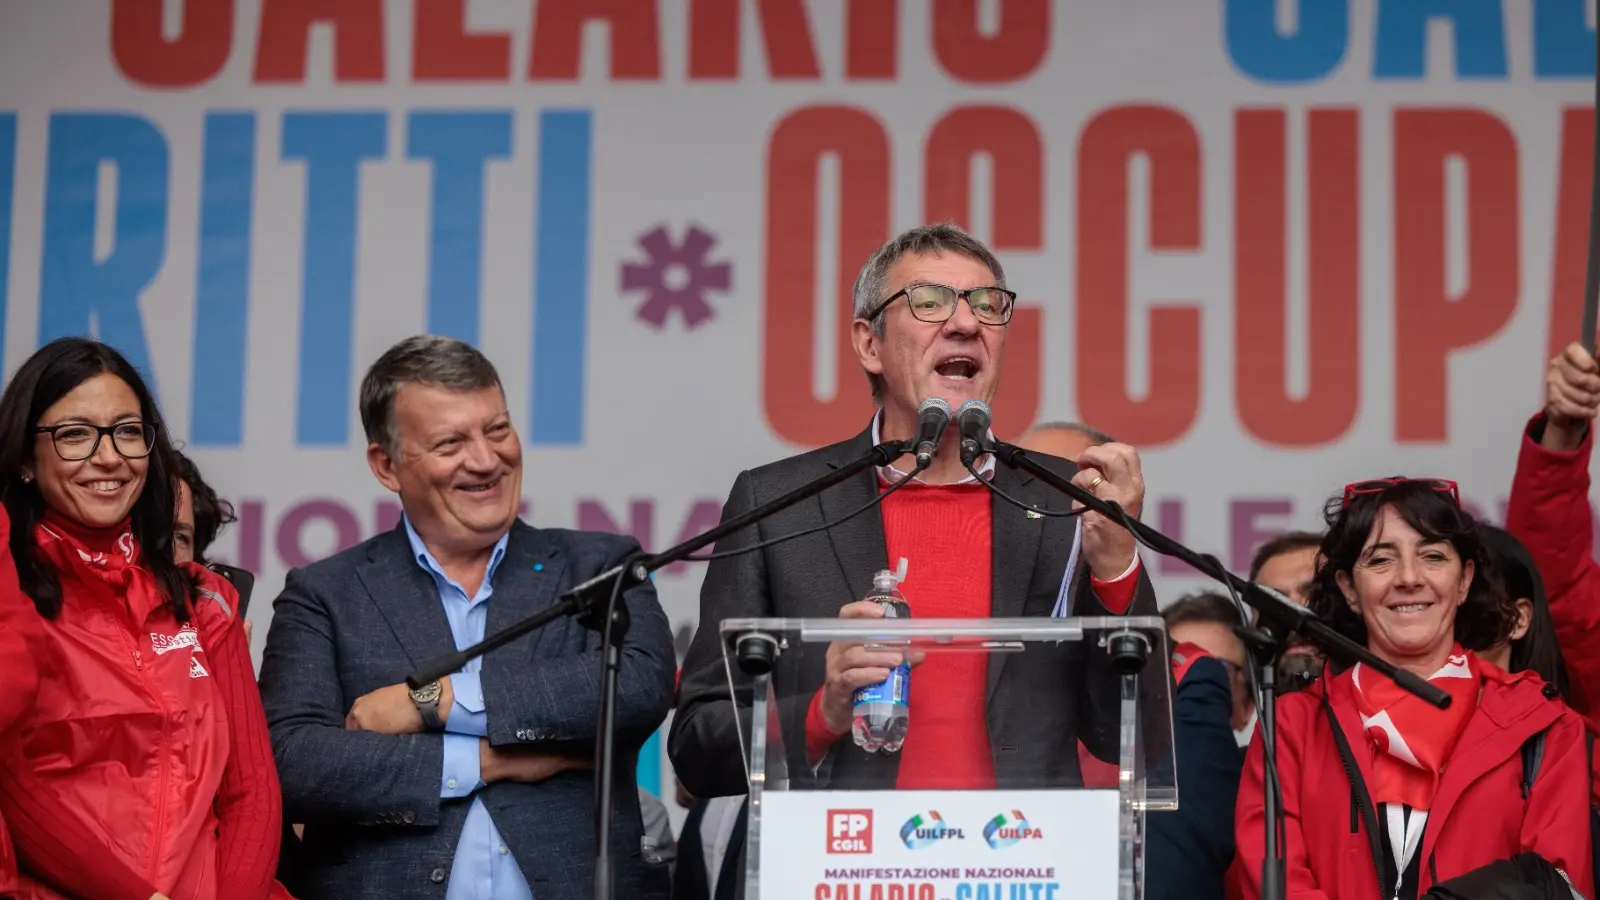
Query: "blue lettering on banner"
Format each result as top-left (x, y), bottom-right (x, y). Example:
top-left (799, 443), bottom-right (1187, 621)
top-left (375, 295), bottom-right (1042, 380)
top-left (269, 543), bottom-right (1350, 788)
top-left (0, 114), bottom-right (14, 375)
top-left (1534, 0), bottom-right (1596, 77)
top-left (407, 111), bottom-right (513, 346)
top-left (40, 114), bottom-right (167, 399)
top-left (1373, 0), bottom-right (1508, 79)
top-left (1223, 0), bottom-right (1348, 84)
top-left (531, 110), bottom-right (591, 446)
top-left (281, 112), bottom-right (386, 445)
top-left (191, 113), bottom-right (256, 447)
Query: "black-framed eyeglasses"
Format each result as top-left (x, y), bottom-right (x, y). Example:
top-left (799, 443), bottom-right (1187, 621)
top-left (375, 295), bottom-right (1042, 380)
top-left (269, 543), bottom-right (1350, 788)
top-left (35, 421), bottom-right (158, 461)
top-left (862, 283), bottom-right (1017, 326)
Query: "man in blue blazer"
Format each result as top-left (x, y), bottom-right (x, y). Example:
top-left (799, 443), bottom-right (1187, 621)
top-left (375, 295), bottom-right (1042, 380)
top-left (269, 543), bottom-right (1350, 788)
top-left (258, 336), bottom-right (677, 900)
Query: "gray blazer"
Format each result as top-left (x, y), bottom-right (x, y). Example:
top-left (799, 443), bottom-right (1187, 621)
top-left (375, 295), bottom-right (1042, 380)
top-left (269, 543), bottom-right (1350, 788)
top-left (669, 426), bottom-right (1167, 797)
top-left (258, 519), bottom-right (676, 900)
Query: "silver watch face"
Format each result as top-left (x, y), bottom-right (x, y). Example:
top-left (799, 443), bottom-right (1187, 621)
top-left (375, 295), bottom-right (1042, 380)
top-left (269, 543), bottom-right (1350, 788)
top-left (410, 681), bottom-right (442, 704)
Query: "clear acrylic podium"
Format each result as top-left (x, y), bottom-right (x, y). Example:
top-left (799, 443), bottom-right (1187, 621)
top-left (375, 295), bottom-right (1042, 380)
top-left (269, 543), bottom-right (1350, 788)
top-left (718, 616), bottom-right (1177, 900)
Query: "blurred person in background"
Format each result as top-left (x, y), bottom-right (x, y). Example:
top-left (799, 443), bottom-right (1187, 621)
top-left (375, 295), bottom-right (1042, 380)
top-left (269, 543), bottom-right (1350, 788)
top-left (0, 338), bottom-right (285, 900)
top-left (1163, 591), bottom-right (1254, 738)
top-left (1476, 524), bottom-right (1571, 696)
top-left (1235, 478), bottom-right (1591, 900)
top-left (1248, 532), bottom-right (1327, 698)
top-left (173, 450), bottom-right (253, 640)
top-left (1014, 420), bottom-right (1115, 461)
top-left (1506, 341), bottom-right (1600, 762)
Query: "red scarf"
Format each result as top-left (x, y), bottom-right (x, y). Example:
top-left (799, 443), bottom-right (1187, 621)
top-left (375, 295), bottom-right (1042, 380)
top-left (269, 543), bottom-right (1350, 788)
top-left (1351, 647), bottom-right (1479, 810)
top-left (34, 513), bottom-right (167, 625)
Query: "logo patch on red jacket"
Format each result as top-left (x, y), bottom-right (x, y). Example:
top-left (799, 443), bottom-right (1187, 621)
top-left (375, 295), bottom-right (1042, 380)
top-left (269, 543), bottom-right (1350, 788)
top-left (150, 623), bottom-right (201, 656)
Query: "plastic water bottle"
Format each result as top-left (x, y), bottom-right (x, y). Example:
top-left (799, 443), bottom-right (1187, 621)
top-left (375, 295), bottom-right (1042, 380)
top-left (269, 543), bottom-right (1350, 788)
top-left (852, 564), bottom-right (912, 753)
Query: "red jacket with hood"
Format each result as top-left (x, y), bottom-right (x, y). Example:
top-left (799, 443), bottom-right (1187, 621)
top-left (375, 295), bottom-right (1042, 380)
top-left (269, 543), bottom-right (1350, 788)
top-left (1234, 659), bottom-right (1592, 900)
top-left (0, 515), bottom-right (286, 900)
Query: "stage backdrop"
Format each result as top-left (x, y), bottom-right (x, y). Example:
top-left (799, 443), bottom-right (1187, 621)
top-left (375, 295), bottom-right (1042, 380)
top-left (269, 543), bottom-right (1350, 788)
top-left (1, 0), bottom-right (1596, 808)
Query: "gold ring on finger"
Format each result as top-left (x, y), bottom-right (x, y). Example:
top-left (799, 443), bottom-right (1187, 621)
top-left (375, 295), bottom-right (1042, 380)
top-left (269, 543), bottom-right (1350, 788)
top-left (1088, 475), bottom-right (1104, 491)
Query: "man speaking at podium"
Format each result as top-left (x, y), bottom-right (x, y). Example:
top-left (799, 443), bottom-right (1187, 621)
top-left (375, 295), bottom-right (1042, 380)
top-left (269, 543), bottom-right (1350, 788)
top-left (670, 224), bottom-right (1160, 799)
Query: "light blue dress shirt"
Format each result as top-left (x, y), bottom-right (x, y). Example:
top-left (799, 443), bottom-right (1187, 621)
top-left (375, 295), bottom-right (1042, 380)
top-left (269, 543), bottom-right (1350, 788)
top-left (403, 518), bottom-right (533, 900)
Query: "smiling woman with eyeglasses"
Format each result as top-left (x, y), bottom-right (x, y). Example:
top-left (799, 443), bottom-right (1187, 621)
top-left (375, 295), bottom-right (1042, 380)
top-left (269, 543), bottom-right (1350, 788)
top-left (1233, 477), bottom-right (1593, 900)
top-left (0, 338), bottom-right (292, 900)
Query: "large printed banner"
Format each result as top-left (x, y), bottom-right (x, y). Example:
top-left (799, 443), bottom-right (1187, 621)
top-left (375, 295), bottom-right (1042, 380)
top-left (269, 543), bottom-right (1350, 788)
top-left (0, 0), bottom-right (1597, 800)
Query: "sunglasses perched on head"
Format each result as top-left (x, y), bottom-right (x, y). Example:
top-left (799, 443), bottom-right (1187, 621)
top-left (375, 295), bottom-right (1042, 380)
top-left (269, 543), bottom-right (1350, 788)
top-left (1340, 478), bottom-right (1460, 509)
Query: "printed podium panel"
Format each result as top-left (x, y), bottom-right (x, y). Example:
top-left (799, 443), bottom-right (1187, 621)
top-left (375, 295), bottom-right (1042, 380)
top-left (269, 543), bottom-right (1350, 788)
top-left (718, 617), bottom-right (1176, 900)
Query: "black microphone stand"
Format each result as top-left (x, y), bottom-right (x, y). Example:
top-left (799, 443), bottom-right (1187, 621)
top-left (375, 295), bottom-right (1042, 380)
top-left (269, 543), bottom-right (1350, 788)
top-left (406, 439), bottom-right (912, 900)
top-left (987, 441), bottom-right (1450, 900)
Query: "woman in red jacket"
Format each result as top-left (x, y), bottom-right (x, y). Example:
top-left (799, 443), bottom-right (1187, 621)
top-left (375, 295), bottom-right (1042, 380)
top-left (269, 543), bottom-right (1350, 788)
top-left (0, 338), bottom-right (287, 900)
top-left (1234, 478), bottom-right (1591, 900)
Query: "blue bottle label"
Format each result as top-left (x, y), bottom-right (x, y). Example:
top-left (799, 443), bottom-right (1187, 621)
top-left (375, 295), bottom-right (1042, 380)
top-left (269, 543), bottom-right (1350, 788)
top-left (854, 662), bottom-right (911, 707)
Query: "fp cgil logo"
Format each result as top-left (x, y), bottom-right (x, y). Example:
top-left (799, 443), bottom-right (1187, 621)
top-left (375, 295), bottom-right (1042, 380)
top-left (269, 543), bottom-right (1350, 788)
top-left (827, 809), bottom-right (873, 854)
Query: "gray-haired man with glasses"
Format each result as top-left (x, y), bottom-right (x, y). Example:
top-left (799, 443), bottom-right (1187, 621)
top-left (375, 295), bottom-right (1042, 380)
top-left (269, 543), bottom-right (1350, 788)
top-left (672, 223), bottom-right (1160, 811)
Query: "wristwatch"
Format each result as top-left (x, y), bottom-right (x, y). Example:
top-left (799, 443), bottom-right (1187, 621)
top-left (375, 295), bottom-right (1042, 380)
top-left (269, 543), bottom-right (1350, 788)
top-left (409, 680), bottom-right (444, 730)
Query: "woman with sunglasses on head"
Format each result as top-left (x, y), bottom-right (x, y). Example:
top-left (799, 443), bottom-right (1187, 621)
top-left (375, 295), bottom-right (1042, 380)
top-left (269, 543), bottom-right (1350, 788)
top-left (1234, 478), bottom-right (1592, 900)
top-left (0, 338), bottom-right (288, 900)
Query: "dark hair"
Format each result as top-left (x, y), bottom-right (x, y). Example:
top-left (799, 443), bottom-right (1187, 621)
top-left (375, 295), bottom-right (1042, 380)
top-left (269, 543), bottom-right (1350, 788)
top-left (0, 338), bottom-right (194, 621)
top-left (1478, 524), bottom-right (1571, 701)
top-left (1163, 591), bottom-right (1247, 630)
top-left (1249, 531), bottom-right (1323, 581)
top-left (173, 450), bottom-right (236, 563)
top-left (359, 335), bottom-right (502, 455)
top-left (1308, 479), bottom-right (1515, 655)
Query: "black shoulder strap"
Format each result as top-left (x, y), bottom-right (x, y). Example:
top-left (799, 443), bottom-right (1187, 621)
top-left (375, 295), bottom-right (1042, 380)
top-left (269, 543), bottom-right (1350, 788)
top-left (1521, 728), bottom-right (1549, 799)
top-left (1322, 689), bottom-right (1397, 897)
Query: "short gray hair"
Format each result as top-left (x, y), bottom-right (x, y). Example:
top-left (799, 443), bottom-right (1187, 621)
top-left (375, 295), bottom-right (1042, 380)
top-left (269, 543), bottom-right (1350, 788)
top-left (851, 223), bottom-right (1007, 403)
top-left (1027, 420), bottom-right (1116, 446)
top-left (359, 335), bottom-right (503, 454)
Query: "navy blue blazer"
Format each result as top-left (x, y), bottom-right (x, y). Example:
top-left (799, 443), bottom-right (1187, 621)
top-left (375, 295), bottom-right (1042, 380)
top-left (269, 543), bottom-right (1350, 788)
top-left (257, 519), bottom-right (677, 900)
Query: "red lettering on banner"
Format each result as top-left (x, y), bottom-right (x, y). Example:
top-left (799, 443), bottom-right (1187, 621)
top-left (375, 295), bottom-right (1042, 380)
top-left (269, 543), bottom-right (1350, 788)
top-left (848, 0), bottom-right (899, 80)
top-left (923, 106), bottom-right (1042, 438)
top-left (762, 107), bottom-right (889, 446)
top-left (1549, 107), bottom-right (1594, 362)
top-left (689, 0), bottom-right (820, 79)
top-left (254, 0), bottom-right (385, 83)
top-left (413, 0), bottom-right (511, 81)
top-left (112, 0), bottom-right (234, 87)
top-left (933, 0), bottom-right (1049, 84)
top-left (530, 0), bottom-right (661, 80)
top-left (1075, 106), bottom-right (1203, 447)
top-left (1393, 109), bottom-right (1520, 443)
top-left (1234, 109), bottom-right (1361, 446)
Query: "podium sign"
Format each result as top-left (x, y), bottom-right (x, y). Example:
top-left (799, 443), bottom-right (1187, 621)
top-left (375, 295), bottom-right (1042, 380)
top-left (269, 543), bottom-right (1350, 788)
top-left (719, 617), bottom-right (1177, 900)
top-left (761, 789), bottom-right (1118, 898)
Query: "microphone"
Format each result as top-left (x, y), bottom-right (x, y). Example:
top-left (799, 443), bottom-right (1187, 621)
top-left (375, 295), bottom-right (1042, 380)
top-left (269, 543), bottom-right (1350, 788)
top-left (911, 398), bottom-right (954, 467)
top-left (956, 399), bottom-right (992, 467)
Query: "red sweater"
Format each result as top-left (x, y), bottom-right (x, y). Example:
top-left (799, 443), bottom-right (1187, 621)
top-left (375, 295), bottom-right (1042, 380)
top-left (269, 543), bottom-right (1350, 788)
top-left (805, 480), bottom-right (1140, 786)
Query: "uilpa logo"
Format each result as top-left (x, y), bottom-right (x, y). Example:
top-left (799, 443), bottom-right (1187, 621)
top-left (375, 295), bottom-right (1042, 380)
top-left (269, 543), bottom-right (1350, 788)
top-left (827, 809), bottom-right (873, 854)
top-left (900, 811), bottom-right (964, 849)
top-left (983, 810), bottom-right (1043, 849)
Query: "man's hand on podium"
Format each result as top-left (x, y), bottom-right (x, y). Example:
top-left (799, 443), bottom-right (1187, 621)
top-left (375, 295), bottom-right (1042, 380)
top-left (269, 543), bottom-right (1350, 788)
top-left (817, 601), bottom-right (926, 735)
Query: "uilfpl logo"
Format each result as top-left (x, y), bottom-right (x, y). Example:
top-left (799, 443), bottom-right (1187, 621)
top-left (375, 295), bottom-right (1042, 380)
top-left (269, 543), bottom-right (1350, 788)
top-left (827, 810), bottom-right (873, 854)
top-left (983, 811), bottom-right (1043, 849)
top-left (900, 811), bottom-right (964, 849)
